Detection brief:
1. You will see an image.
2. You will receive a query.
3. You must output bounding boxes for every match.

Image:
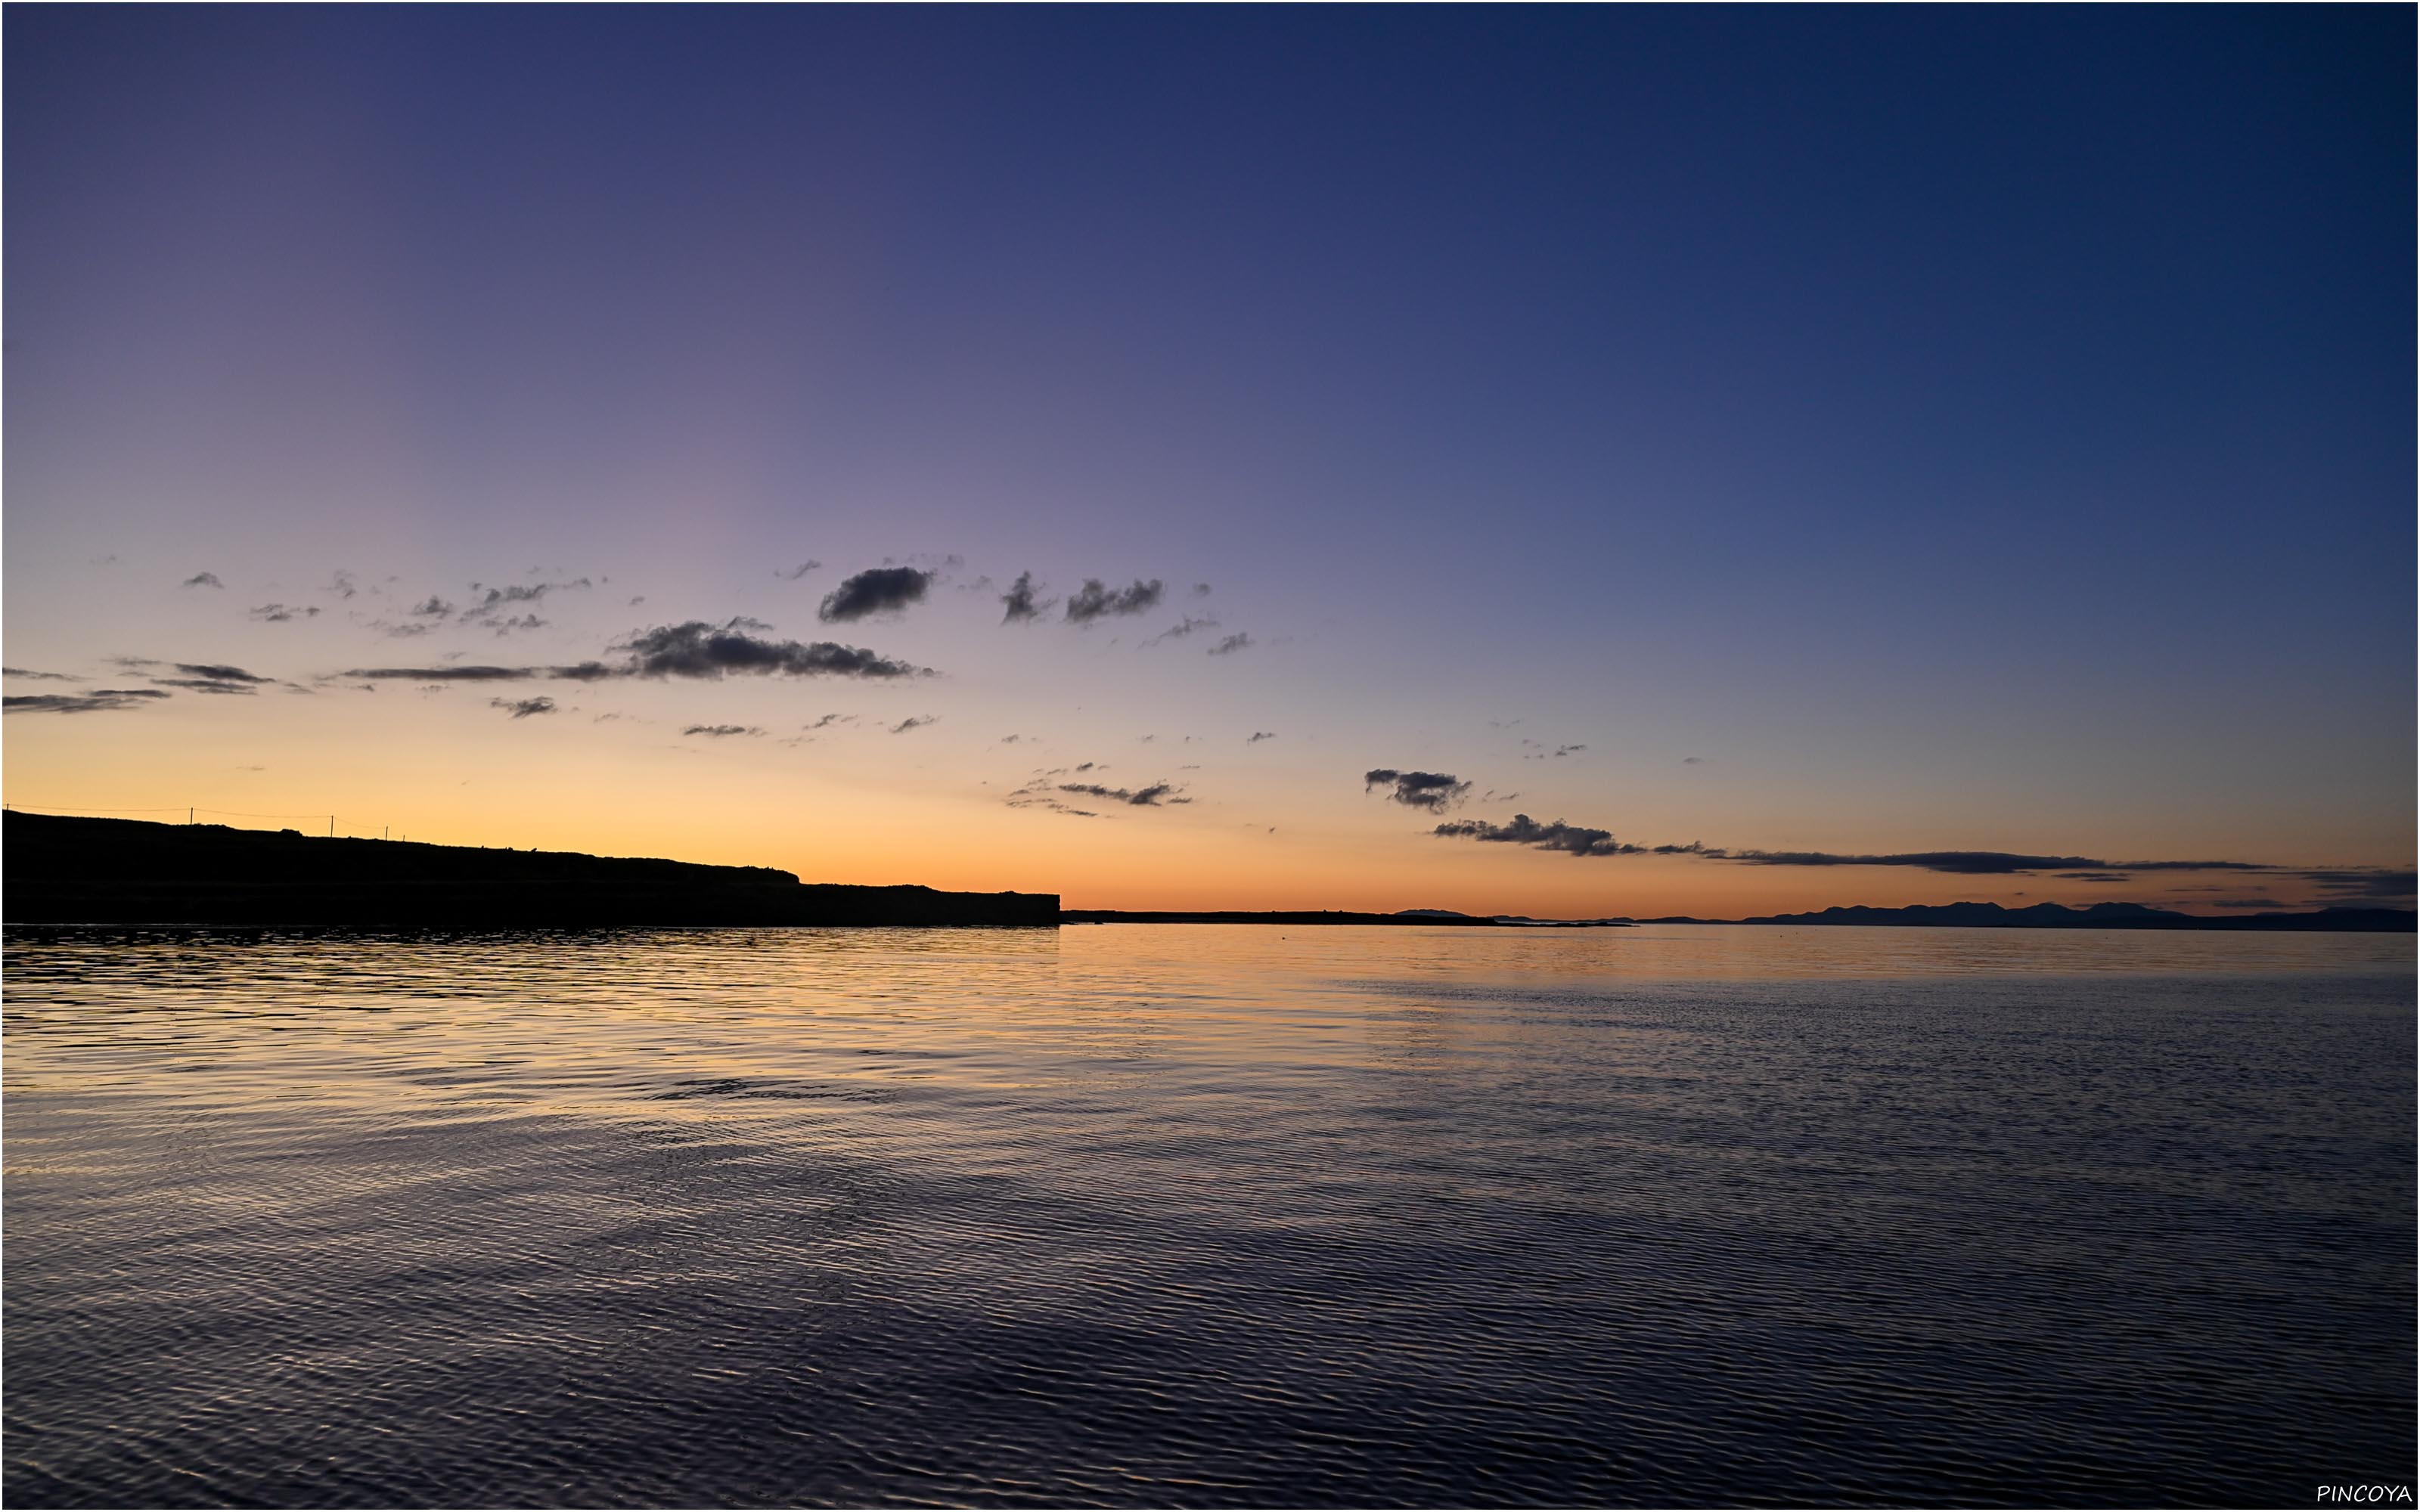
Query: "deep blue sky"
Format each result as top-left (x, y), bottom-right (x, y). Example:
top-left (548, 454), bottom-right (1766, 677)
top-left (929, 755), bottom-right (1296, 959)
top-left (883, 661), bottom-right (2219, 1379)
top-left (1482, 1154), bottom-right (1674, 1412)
top-left (5, 6), bottom-right (2411, 909)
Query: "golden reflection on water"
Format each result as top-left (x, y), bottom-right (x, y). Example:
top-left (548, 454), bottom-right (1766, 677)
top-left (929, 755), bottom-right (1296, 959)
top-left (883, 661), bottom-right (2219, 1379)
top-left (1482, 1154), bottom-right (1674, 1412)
top-left (8, 923), bottom-right (2405, 1123)
top-left (5, 922), bottom-right (2411, 1508)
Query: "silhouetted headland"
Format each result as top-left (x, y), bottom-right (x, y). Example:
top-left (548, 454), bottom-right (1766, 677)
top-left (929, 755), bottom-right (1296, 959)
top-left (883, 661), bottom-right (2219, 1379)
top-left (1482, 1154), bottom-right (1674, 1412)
top-left (1645, 900), bottom-right (2415, 931)
top-left (2, 813), bottom-right (1056, 928)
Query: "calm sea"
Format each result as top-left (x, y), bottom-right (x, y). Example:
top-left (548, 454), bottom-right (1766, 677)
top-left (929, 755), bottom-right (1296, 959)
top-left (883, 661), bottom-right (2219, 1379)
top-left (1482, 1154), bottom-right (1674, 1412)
top-left (5, 924), bottom-right (2412, 1507)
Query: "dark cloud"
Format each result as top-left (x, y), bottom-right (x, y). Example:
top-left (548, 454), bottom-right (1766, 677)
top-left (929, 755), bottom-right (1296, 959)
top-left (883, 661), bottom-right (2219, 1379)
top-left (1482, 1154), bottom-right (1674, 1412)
top-left (999, 733), bottom-right (1024, 745)
top-left (176, 664), bottom-right (271, 684)
top-left (151, 678), bottom-right (259, 696)
top-left (470, 578), bottom-right (585, 606)
top-left (1065, 578), bottom-right (1163, 622)
top-left (1059, 781), bottom-right (1187, 807)
top-left (181, 572), bottom-right (224, 590)
top-left (2201, 897), bottom-right (2291, 911)
top-left (891, 715), bottom-right (937, 734)
top-left (1364, 769), bottom-right (1472, 811)
top-left (616, 621), bottom-right (925, 680)
top-left (1143, 616), bottom-right (1220, 646)
top-left (2293, 868), bottom-right (2417, 904)
top-left (804, 713), bottom-right (855, 731)
top-left (1206, 633), bottom-right (1252, 655)
top-left (250, 603), bottom-right (320, 622)
top-left (489, 613), bottom-right (547, 635)
top-left (1247, 731), bottom-right (1277, 743)
top-left (495, 697), bottom-right (559, 718)
top-left (326, 571), bottom-right (358, 600)
top-left (1553, 745), bottom-right (1586, 758)
top-left (4, 667), bottom-right (76, 681)
top-left (1434, 813), bottom-right (1634, 857)
top-left (819, 567), bottom-right (932, 622)
top-left (458, 578), bottom-right (589, 625)
top-left (1001, 571), bottom-right (1052, 623)
top-left (1717, 850), bottom-right (2274, 875)
top-left (5, 689), bottom-right (173, 714)
top-left (1192, 583), bottom-right (1212, 596)
top-left (1005, 792), bottom-right (1103, 819)
top-left (411, 597), bottom-right (455, 618)
top-left (776, 560), bottom-right (824, 581)
top-left (347, 663), bottom-right (617, 683)
top-left (1424, 822), bottom-right (2307, 879)
top-left (1682, 755), bottom-right (1708, 765)
top-left (682, 723), bottom-right (761, 738)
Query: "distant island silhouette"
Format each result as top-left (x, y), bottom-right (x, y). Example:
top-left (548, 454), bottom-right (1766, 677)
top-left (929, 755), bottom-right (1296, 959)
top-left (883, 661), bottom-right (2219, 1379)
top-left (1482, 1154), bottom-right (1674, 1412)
top-left (2, 813), bottom-right (1056, 928)
top-left (7, 813), bottom-right (2406, 932)
top-left (1647, 900), bottom-right (2413, 931)
top-left (1073, 901), bottom-right (2412, 931)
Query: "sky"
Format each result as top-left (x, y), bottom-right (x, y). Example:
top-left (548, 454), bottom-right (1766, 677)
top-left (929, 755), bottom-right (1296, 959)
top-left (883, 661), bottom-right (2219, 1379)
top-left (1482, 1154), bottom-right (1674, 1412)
top-left (5, 5), bottom-right (2412, 917)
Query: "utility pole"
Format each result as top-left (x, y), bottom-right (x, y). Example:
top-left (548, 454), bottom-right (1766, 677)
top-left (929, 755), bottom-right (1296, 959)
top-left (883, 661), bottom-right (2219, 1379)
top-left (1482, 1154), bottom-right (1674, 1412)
top-left (189, 807), bottom-right (194, 826)
top-left (328, 816), bottom-right (334, 838)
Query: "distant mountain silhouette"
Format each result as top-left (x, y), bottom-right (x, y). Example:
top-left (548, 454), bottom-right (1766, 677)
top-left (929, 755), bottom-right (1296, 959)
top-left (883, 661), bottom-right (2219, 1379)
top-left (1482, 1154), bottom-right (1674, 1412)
top-left (2, 813), bottom-right (1056, 928)
top-left (1063, 909), bottom-right (1625, 928)
top-left (1637, 900), bottom-right (2413, 932)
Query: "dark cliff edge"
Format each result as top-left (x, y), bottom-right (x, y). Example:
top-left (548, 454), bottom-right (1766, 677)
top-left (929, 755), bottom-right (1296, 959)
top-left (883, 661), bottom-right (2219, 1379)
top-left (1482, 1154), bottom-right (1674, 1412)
top-left (2, 813), bottom-right (1058, 928)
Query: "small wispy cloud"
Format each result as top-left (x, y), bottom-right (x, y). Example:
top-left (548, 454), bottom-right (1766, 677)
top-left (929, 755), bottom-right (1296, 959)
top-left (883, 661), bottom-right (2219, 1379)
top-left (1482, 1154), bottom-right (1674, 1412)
top-left (1001, 571), bottom-right (1052, 623)
top-left (1364, 768), bottom-right (1470, 811)
top-left (1066, 578), bottom-right (1162, 623)
top-left (683, 723), bottom-right (762, 738)
top-left (891, 715), bottom-right (937, 734)
top-left (1206, 633), bottom-right (1252, 655)
top-left (493, 697), bottom-right (559, 718)
top-left (1143, 616), bottom-right (1220, 647)
top-left (1059, 780), bottom-right (1187, 806)
top-left (5, 689), bottom-right (174, 714)
top-left (182, 572), bottom-right (224, 590)
top-left (776, 559), bottom-right (824, 581)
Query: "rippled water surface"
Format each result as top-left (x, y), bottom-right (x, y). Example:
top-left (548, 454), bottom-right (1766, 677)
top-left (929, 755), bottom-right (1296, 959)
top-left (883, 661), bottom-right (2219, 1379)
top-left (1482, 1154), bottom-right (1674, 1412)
top-left (7, 924), bottom-right (2413, 1507)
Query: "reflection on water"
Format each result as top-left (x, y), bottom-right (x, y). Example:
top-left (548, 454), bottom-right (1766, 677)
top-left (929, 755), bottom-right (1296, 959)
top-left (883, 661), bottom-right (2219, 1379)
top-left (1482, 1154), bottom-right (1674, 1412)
top-left (6, 925), bottom-right (2412, 1506)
